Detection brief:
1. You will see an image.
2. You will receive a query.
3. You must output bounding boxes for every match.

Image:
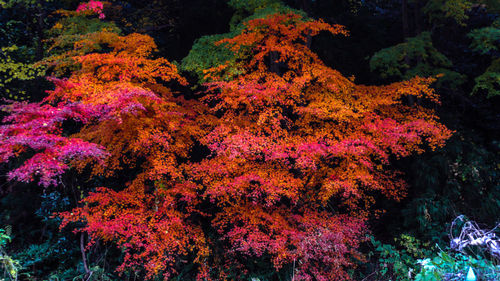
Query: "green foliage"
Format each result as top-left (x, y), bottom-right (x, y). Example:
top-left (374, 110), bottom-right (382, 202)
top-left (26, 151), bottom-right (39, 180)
top-left (422, 0), bottom-right (472, 26)
top-left (0, 230), bottom-right (10, 249)
top-left (468, 25), bottom-right (500, 98)
top-left (415, 251), bottom-right (500, 280)
top-left (48, 16), bottom-right (120, 39)
top-left (0, 45), bottom-right (45, 100)
top-left (46, 11), bottom-right (121, 57)
top-left (365, 226), bottom-right (500, 281)
top-left (35, 192), bottom-right (70, 224)
top-left (227, 0), bottom-right (303, 29)
top-left (367, 235), bottom-right (434, 280)
top-left (494, 18), bottom-right (500, 29)
top-left (472, 58), bottom-right (500, 97)
top-left (69, 266), bottom-right (114, 281)
top-left (370, 32), bottom-right (465, 89)
top-left (0, 20), bottom-right (25, 46)
top-left (14, 239), bottom-right (80, 280)
top-left (181, 0), bottom-right (305, 82)
top-left (0, 0), bottom-right (53, 8)
top-left (227, 0), bottom-right (283, 13)
top-left (181, 32), bottom-right (244, 82)
top-left (230, 5), bottom-right (304, 29)
top-left (481, 0), bottom-right (500, 14)
top-left (12, 192), bottom-right (87, 280)
top-left (468, 26), bottom-right (500, 55)
top-left (401, 133), bottom-right (500, 243)
top-left (0, 228), bottom-right (20, 281)
top-left (41, 6), bottom-right (122, 77)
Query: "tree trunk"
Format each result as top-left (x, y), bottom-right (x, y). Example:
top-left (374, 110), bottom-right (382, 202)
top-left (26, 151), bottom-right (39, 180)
top-left (80, 233), bottom-right (91, 276)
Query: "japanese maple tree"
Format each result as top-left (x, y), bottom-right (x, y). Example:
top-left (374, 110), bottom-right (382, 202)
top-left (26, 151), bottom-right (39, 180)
top-left (187, 12), bottom-right (451, 280)
top-left (1, 3), bottom-right (213, 279)
top-left (0, 4), bottom-right (451, 281)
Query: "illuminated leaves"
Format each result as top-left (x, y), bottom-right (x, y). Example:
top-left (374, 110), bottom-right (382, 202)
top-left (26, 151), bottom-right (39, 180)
top-left (0, 6), bottom-right (451, 281)
top-left (193, 12), bottom-right (452, 279)
top-left (61, 185), bottom-right (210, 280)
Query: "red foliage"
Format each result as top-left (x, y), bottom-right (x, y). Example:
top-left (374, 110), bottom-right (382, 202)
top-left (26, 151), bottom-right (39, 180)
top-left (0, 100), bottom-right (108, 187)
top-left (190, 12), bottom-right (451, 279)
top-left (0, 7), bottom-right (451, 281)
top-left (0, 29), bottom-right (189, 187)
top-left (76, 0), bottom-right (105, 19)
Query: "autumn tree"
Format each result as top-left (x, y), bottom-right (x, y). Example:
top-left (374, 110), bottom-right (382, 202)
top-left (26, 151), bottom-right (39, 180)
top-left (1, 3), bottom-right (211, 279)
top-left (189, 12), bottom-right (451, 280)
top-left (0, 2), bottom-right (451, 281)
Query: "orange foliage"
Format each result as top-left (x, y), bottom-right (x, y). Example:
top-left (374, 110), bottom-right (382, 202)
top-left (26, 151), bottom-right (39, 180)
top-left (185, 13), bottom-right (451, 279)
top-left (1, 8), bottom-right (452, 281)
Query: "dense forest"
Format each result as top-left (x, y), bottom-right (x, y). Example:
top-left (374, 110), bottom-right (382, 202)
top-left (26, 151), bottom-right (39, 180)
top-left (0, 0), bottom-right (499, 280)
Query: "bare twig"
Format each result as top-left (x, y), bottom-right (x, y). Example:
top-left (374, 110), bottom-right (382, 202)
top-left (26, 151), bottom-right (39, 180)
top-left (450, 215), bottom-right (500, 260)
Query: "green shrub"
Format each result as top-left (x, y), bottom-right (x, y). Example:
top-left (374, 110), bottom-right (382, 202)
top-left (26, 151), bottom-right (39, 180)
top-left (415, 251), bottom-right (500, 281)
top-left (0, 228), bottom-right (20, 281)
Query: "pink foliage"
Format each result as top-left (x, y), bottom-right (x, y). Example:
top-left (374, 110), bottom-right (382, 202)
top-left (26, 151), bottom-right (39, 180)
top-left (76, 0), bottom-right (105, 19)
top-left (0, 101), bottom-right (108, 187)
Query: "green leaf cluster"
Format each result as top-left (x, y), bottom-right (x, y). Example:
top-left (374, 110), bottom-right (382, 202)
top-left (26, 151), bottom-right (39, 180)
top-left (180, 32), bottom-right (243, 82)
top-left (422, 0), bottom-right (472, 26)
top-left (370, 32), bottom-right (465, 89)
top-left (367, 235), bottom-right (433, 280)
top-left (181, 0), bottom-right (305, 82)
top-left (0, 0), bottom-right (53, 9)
top-left (468, 22), bottom-right (500, 98)
top-left (0, 228), bottom-right (19, 281)
top-left (0, 45), bottom-right (45, 100)
top-left (227, 0), bottom-right (283, 13)
top-left (415, 251), bottom-right (500, 281)
top-left (472, 58), bottom-right (500, 98)
top-left (468, 26), bottom-right (500, 55)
